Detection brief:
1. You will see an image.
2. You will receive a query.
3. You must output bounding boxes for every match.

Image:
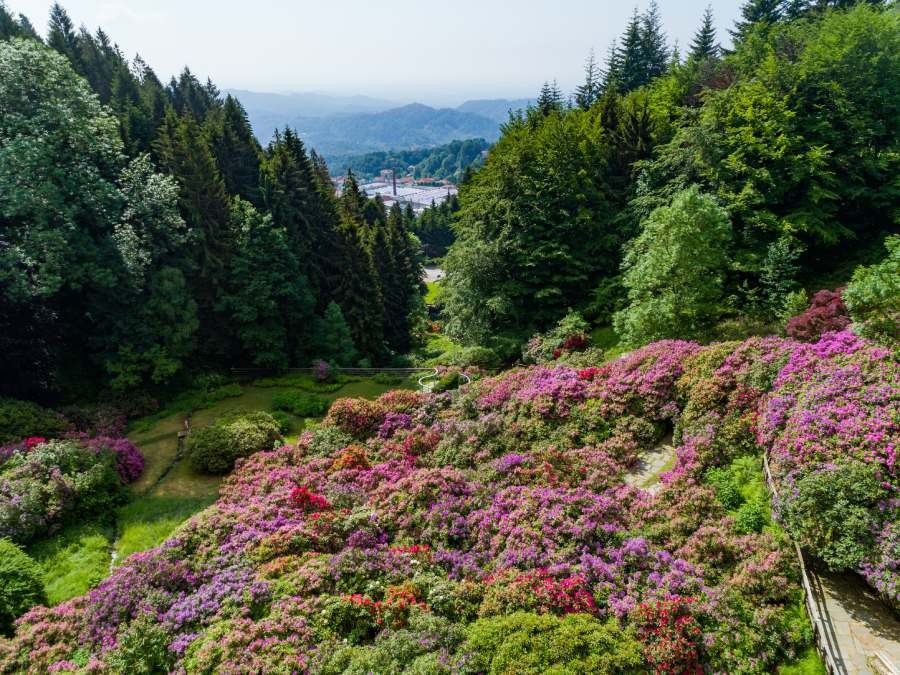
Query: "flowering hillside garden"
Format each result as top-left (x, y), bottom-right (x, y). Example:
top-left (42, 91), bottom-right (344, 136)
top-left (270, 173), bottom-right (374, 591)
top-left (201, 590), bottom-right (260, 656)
top-left (0, 332), bottom-right (896, 673)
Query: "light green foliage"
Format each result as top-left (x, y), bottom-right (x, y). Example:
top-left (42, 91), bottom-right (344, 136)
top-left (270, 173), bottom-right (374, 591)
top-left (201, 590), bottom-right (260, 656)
top-left (103, 614), bottom-right (176, 674)
top-left (186, 411), bottom-right (282, 474)
top-left (0, 538), bottom-right (45, 635)
top-left (614, 186), bottom-right (732, 345)
top-left (781, 459), bottom-right (886, 571)
top-left (462, 612), bottom-right (643, 674)
top-left (115, 496), bottom-right (214, 562)
top-left (28, 522), bottom-right (111, 605)
top-left (844, 235), bottom-right (900, 345)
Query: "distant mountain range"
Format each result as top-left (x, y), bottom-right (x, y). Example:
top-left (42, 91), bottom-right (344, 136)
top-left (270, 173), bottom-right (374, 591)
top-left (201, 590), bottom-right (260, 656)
top-left (226, 90), bottom-right (531, 155)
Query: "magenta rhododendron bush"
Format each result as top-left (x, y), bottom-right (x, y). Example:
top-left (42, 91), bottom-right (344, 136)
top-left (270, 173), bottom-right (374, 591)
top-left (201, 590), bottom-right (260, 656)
top-left (0, 332), bottom-right (896, 673)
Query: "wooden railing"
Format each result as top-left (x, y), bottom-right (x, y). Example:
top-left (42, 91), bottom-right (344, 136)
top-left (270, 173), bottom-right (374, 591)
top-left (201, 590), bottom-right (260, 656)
top-left (230, 366), bottom-right (435, 380)
top-left (762, 452), bottom-right (845, 675)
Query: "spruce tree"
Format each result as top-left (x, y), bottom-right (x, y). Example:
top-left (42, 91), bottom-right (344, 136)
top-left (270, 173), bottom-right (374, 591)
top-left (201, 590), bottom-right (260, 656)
top-left (689, 6), bottom-right (719, 62)
top-left (207, 95), bottom-right (263, 206)
top-left (575, 49), bottom-right (602, 110)
top-left (47, 4), bottom-right (79, 66)
top-left (640, 1), bottom-right (669, 82)
top-left (313, 302), bottom-right (358, 366)
top-left (616, 10), bottom-right (645, 92)
top-left (536, 80), bottom-right (563, 116)
top-left (731, 0), bottom-right (785, 42)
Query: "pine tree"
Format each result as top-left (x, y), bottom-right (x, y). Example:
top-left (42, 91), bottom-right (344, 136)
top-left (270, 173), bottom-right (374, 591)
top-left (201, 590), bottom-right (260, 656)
top-left (731, 0), bottom-right (785, 42)
top-left (601, 40), bottom-right (621, 93)
top-left (536, 80), bottom-right (563, 116)
top-left (640, 1), bottom-right (669, 82)
top-left (575, 49), bottom-right (602, 110)
top-left (207, 95), bottom-right (263, 205)
top-left (313, 302), bottom-right (357, 366)
top-left (689, 6), bottom-right (719, 61)
top-left (47, 4), bottom-right (80, 67)
top-left (616, 9), bottom-right (645, 92)
top-left (168, 68), bottom-right (219, 120)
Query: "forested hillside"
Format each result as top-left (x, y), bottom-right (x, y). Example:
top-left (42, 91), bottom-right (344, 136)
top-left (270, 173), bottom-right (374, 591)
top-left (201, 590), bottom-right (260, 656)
top-left (0, 3), bottom-right (424, 401)
top-left (327, 139), bottom-right (489, 183)
top-left (443, 1), bottom-right (899, 352)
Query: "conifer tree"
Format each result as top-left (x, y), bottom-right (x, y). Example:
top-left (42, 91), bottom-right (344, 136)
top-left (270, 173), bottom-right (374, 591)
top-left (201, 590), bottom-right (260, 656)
top-left (689, 6), bottom-right (720, 61)
top-left (331, 173), bottom-right (384, 361)
top-left (731, 0), bottom-right (785, 42)
top-left (601, 40), bottom-right (621, 93)
top-left (47, 3), bottom-right (79, 66)
top-left (536, 80), bottom-right (563, 116)
top-left (207, 95), bottom-right (263, 206)
top-left (616, 10), bottom-right (646, 92)
top-left (640, 1), bottom-right (669, 82)
top-left (313, 302), bottom-right (358, 366)
top-left (575, 49), bottom-right (602, 110)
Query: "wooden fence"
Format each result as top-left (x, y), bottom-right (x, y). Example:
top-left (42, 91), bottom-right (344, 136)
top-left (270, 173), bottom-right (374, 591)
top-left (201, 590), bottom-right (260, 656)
top-left (763, 452), bottom-right (845, 674)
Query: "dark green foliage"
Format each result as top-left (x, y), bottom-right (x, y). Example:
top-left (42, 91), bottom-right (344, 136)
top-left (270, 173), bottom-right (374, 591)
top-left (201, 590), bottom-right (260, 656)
top-left (206, 96), bottom-right (263, 206)
top-left (313, 302), bottom-right (359, 367)
top-left (186, 411), bottom-right (282, 474)
top-left (731, 0), bottom-right (786, 42)
top-left (271, 391), bottom-right (330, 417)
top-left (690, 6), bottom-right (720, 61)
top-left (575, 49), bottom-right (602, 110)
top-left (328, 138), bottom-right (488, 183)
top-left (220, 200), bottom-right (315, 369)
top-left (412, 195), bottom-right (459, 260)
top-left (0, 399), bottom-right (64, 443)
top-left (781, 460), bottom-right (886, 571)
top-left (0, 539), bottom-right (45, 636)
top-left (844, 235), bottom-right (900, 345)
top-left (103, 615), bottom-right (176, 674)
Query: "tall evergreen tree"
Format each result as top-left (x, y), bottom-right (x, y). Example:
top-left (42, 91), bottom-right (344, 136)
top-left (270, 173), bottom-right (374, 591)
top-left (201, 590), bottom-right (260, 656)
top-left (207, 95), bottom-right (263, 206)
top-left (46, 3), bottom-right (78, 65)
top-left (536, 80), bottom-right (564, 116)
top-left (575, 49), bottom-right (602, 110)
top-left (689, 6), bottom-right (719, 61)
top-left (640, 1), bottom-right (669, 81)
top-left (731, 0), bottom-right (785, 42)
top-left (331, 173), bottom-right (384, 360)
top-left (616, 9), bottom-right (646, 92)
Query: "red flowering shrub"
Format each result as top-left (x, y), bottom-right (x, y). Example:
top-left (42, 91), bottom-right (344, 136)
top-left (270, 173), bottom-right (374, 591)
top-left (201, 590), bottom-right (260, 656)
top-left (632, 595), bottom-right (703, 674)
top-left (329, 445), bottom-right (369, 472)
top-left (479, 569), bottom-right (597, 617)
top-left (562, 333), bottom-right (589, 351)
top-left (290, 486), bottom-right (331, 512)
top-left (785, 288), bottom-right (850, 341)
top-left (23, 437), bottom-right (45, 449)
top-left (325, 398), bottom-right (385, 438)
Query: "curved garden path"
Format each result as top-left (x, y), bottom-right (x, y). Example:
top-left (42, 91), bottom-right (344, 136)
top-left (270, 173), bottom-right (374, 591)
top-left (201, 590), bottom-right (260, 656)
top-left (625, 434), bottom-right (676, 494)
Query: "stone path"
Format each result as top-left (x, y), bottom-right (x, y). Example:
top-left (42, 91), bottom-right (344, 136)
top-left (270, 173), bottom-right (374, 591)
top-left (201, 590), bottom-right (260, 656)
top-left (807, 569), bottom-right (900, 675)
top-left (625, 435), bottom-right (676, 494)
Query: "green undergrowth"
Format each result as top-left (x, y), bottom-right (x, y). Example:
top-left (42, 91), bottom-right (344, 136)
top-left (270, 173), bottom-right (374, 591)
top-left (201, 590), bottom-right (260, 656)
top-left (425, 280), bottom-right (444, 305)
top-left (706, 455), bottom-right (774, 535)
top-left (778, 646), bottom-right (828, 674)
top-left (115, 495), bottom-right (216, 562)
top-left (28, 522), bottom-right (113, 605)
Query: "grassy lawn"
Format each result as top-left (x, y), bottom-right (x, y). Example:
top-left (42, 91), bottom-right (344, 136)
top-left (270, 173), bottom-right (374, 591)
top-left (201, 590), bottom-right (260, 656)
top-left (778, 646), bottom-right (827, 674)
top-left (28, 522), bottom-right (113, 605)
top-left (115, 495), bottom-right (216, 561)
top-left (425, 280), bottom-right (444, 305)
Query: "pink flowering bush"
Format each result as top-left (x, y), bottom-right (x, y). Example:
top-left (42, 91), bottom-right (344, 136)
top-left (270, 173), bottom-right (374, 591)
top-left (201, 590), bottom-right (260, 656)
top-left (1, 333), bottom-right (895, 671)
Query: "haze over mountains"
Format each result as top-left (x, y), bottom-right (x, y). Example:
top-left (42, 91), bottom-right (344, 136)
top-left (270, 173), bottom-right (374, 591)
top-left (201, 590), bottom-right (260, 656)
top-left (226, 89), bottom-right (531, 156)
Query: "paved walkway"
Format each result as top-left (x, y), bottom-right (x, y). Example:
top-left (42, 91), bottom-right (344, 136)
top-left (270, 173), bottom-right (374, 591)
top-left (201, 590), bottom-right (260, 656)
top-left (625, 435), bottom-right (676, 495)
top-left (808, 569), bottom-right (900, 675)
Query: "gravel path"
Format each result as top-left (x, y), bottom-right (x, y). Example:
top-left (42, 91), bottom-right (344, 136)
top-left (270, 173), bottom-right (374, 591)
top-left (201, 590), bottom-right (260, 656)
top-left (625, 434), bottom-right (676, 494)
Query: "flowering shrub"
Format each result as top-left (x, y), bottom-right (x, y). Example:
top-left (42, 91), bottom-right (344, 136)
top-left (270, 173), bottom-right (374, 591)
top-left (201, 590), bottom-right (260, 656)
top-left (522, 311), bottom-right (591, 364)
top-left (785, 288), bottom-right (850, 341)
top-left (0, 439), bottom-right (128, 543)
top-left (2, 333), bottom-right (895, 671)
top-left (312, 359), bottom-right (334, 382)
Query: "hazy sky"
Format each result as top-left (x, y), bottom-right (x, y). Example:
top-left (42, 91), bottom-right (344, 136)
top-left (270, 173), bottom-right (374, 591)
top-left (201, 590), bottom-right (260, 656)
top-left (9, 0), bottom-right (745, 106)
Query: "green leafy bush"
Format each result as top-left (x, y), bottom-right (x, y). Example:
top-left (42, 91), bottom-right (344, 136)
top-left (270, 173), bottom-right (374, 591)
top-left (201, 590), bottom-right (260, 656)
top-left (271, 391), bottom-right (330, 417)
top-left (781, 460), bottom-right (886, 571)
top-left (462, 612), bottom-right (642, 674)
top-left (844, 234), bottom-right (900, 346)
top-left (186, 411), bottom-right (282, 474)
top-left (0, 539), bottom-right (45, 635)
top-left (432, 371), bottom-right (462, 393)
top-left (102, 615), bottom-right (176, 674)
top-left (270, 411), bottom-right (295, 435)
top-left (449, 346), bottom-right (501, 370)
top-left (0, 399), bottom-right (64, 443)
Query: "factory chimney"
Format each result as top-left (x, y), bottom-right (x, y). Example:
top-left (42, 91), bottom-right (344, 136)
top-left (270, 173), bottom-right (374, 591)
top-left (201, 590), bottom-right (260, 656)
top-left (392, 169), bottom-right (397, 197)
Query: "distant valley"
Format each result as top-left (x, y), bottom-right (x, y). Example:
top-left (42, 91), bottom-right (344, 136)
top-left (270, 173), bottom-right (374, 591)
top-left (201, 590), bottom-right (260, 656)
top-left (227, 89), bottom-right (531, 155)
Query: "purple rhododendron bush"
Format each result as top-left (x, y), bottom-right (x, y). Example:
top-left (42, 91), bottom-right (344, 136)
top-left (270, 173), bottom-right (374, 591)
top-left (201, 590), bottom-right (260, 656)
top-left (0, 436), bottom-right (144, 544)
top-left (1, 332), bottom-right (896, 674)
